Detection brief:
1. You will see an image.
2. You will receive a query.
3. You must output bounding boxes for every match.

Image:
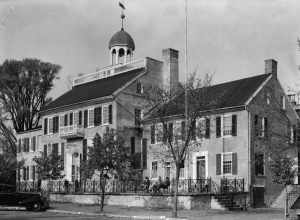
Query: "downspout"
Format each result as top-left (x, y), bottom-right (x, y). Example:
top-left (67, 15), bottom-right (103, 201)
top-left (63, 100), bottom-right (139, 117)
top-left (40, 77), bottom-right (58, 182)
top-left (247, 108), bottom-right (252, 207)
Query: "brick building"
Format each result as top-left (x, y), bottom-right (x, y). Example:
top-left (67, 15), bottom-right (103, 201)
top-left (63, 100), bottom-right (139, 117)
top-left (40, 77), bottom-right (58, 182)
top-left (142, 59), bottom-right (299, 207)
top-left (16, 25), bottom-right (179, 183)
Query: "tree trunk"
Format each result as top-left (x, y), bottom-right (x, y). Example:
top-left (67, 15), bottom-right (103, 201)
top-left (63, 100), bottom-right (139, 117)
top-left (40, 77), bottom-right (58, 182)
top-left (172, 164), bottom-right (180, 218)
top-left (100, 178), bottom-right (106, 212)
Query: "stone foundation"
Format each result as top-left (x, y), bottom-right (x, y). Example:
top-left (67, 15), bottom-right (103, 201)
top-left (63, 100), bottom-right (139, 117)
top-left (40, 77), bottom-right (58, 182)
top-left (50, 193), bottom-right (212, 210)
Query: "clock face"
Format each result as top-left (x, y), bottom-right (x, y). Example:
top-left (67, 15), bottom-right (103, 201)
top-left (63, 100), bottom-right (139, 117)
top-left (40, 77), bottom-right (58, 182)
top-left (73, 152), bottom-right (79, 158)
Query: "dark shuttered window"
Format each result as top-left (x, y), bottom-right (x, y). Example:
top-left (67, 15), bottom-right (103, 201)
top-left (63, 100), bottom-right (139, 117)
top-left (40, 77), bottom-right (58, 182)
top-left (142, 139), bottom-right (147, 169)
top-left (150, 125), bottom-right (155, 144)
top-left (83, 139), bottom-right (87, 162)
top-left (216, 116), bottom-right (221, 138)
top-left (84, 110), bottom-right (88, 128)
top-left (44, 118), bottom-right (48, 135)
top-left (232, 115), bottom-right (237, 136)
top-left (216, 154), bottom-right (221, 175)
top-left (130, 137), bottom-right (135, 155)
top-left (232, 153), bottom-right (238, 175)
top-left (108, 104), bottom-right (113, 124)
top-left (205, 118), bottom-right (210, 138)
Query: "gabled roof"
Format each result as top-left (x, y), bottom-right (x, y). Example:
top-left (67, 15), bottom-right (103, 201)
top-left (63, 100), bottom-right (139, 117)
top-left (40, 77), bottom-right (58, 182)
top-left (43, 67), bottom-right (144, 112)
top-left (146, 73), bottom-right (272, 120)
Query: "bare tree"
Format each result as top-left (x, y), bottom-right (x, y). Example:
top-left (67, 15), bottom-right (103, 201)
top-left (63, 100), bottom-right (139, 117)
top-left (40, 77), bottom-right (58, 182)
top-left (144, 73), bottom-right (213, 217)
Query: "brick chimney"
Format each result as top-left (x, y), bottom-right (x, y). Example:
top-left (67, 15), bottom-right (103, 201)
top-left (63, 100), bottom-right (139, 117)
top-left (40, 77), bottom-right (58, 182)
top-left (264, 59), bottom-right (277, 78)
top-left (162, 48), bottom-right (179, 92)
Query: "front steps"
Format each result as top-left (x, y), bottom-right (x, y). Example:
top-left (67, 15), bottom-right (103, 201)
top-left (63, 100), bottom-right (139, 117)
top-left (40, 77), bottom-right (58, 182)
top-left (212, 194), bottom-right (245, 211)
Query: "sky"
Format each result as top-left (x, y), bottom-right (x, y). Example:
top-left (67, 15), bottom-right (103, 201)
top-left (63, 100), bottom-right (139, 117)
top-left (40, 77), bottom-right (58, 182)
top-left (1, 0), bottom-right (300, 99)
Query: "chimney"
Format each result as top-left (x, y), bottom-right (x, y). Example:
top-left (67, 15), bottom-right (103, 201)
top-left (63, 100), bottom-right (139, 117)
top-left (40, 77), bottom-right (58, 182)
top-left (264, 59), bottom-right (277, 78)
top-left (162, 48), bottom-right (179, 92)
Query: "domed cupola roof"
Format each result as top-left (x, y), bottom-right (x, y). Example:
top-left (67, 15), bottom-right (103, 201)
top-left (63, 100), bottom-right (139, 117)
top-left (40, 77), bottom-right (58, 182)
top-left (108, 28), bottom-right (135, 51)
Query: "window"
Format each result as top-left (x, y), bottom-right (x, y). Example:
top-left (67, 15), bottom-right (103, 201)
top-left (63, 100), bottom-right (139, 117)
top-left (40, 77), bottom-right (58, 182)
top-left (164, 162), bottom-right (171, 179)
top-left (31, 136), bottom-right (36, 152)
top-left (255, 153), bottom-right (264, 176)
top-left (136, 81), bottom-right (143, 94)
top-left (134, 109), bottom-right (142, 127)
top-left (205, 118), bottom-right (210, 138)
top-left (266, 93), bottom-right (271, 105)
top-left (69, 112), bottom-right (73, 126)
top-left (94, 107), bottom-right (102, 126)
top-left (78, 111), bottom-right (82, 126)
top-left (130, 137), bottom-right (135, 155)
top-left (223, 115), bottom-right (232, 136)
top-left (150, 125), bottom-right (155, 144)
top-left (84, 110), bottom-right (88, 128)
top-left (23, 167), bottom-right (26, 181)
top-left (53, 116), bottom-right (59, 133)
top-left (88, 109), bottom-right (94, 127)
top-left (103, 105), bottom-right (109, 124)
top-left (151, 161), bottom-right (158, 178)
top-left (59, 115), bottom-right (64, 127)
top-left (216, 152), bottom-right (238, 175)
top-left (49, 118), bottom-right (53, 133)
top-left (223, 154), bottom-right (232, 174)
top-left (23, 138), bottom-right (29, 152)
top-left (52, 143), bottom-right (59, 156)
top-left (196, 119), bottom-right (205, 139)
top-left (44, 118), bottom-right (48, 135)
top-left (64, 114), bottom-right (68, 126)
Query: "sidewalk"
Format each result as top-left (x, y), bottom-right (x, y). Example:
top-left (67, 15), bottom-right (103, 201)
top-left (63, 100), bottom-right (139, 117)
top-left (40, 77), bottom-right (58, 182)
top-left (49, 202), bottom-right (285, 220)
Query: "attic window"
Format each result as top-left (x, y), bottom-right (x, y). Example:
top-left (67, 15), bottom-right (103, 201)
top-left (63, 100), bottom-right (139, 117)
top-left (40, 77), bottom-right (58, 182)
top-left (281, 96), bottom-right (286, 110)
top-left (266, 93), bottom-right (270, 105)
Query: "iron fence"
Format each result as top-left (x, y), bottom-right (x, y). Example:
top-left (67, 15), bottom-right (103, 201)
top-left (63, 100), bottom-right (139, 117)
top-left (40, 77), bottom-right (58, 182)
top-left (17, 177), bottom-right (245, 195)
top-left (220, 178), bottom-right (244, 193)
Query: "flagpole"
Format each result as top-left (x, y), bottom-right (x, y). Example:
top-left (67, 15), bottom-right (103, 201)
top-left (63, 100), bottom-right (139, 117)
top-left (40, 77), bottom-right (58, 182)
top-left (184, 0), bottom-right (189, 175)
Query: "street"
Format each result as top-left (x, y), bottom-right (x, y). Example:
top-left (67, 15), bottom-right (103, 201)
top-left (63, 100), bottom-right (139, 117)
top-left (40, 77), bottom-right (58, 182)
top-left (0, 211), bottom-right (126, 220)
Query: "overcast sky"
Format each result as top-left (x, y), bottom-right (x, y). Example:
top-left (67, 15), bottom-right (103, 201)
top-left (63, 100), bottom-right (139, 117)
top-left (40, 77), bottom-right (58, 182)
top-left (1, 0), bottom-right (300, 99)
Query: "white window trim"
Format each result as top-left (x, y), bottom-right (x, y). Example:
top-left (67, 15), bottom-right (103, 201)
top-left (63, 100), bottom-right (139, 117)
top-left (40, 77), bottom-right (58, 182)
top-left (193, 151), bottom-right (208, 179)
top-left (222, 114), bottom-right (233, 138)
top-left (221, 152), bottom-right (234, 176)
top-left (102, 104), bottom-right (110, 126)
top-left (87, 108), bottom-right (94, 128)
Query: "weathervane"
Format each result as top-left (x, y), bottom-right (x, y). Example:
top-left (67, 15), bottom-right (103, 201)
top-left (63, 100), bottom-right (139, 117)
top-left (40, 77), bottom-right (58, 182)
top-left (119, 1), bottom-right (126, 30)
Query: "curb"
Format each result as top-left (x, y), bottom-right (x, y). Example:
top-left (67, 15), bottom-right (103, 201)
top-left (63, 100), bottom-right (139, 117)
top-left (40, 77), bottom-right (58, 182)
top-left (47, 209), bottom-right (187, 220)
top-left (0, 206), bottom-right (26, 211)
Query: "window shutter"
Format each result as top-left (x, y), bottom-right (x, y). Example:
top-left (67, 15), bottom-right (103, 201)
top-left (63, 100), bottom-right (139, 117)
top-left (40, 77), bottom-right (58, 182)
top-left (168, 123), bottom-right (173, 142)
top-left (43, 144), bottom-right (47, 157)
top-left (232, 153), bottom-right (238, 175)
top-left (232, 115), bottom-right (237, 136)
top-left (78, 111), bottom-right (82, 126)
top-left (84, 110), bottom-right (88, 128)
top-left (216, 154), bottom-right (221, 175)
top-left (64, 114), bottom-right (68, 126)
top-left (69, 112), bottom-right (73, 126)
top-left (181, 121), bottom-right (186, 140)
top-left (83, 139), bottom-right (87, 161)
top-left (163, 123), bottom-right (168, 143)
top-left (205, 118), bottom-right (210, 138)
top-left (142, 138), bottom-right (147, 169)
top-left (191, 121), bottom-right (196, 140)
top-left (18, 139), bottom-right (21, 153)
top-left (216, 116), bottom-right (221, 138)
top-left (264, 117), bottom-right (268, 137)
top-left (150, 125), bottom-right (155, 144)
top-left (130, 137), bottom-right (135, 155)
top-left (61, 143), bottom-right (65, 170)
top-left (44, 118), bottom-right (48, 135)
top-left (88, 109), bottom-right (94, 127)
top-left (109, 105), bottom-right (113, 124)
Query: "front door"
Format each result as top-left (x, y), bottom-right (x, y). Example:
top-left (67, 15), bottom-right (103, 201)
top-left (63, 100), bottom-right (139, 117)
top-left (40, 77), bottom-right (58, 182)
top-left (253, 187), bottom-right (265, 207)
top-left (196, 156), bottom-right (206, 179)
